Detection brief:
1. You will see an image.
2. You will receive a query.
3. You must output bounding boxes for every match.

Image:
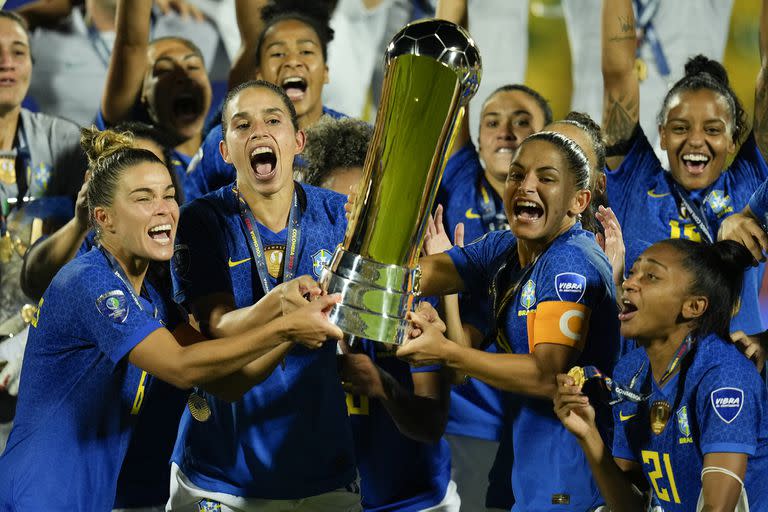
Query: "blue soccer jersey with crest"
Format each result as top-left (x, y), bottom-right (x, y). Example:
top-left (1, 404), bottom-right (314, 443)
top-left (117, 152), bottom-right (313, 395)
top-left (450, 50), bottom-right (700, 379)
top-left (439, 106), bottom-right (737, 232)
top-left (184, 106), bottom-right (348, 201)
top-left (448, 225), bottom-right (621, 510)
top-left (607, 128), bottom-right (768, 335)
top-left (612, 335), bottom-right (768, 510)
top-left (748, 178), bottom-right (768, 230)
top-left (0, 248), bottom-right (182, 511)
top-left (170, 181), bottom-right (356, 499)
top-left (348, 340), bottom-right (451, 512)
top-left (438, 142), bottom-right (509, 443)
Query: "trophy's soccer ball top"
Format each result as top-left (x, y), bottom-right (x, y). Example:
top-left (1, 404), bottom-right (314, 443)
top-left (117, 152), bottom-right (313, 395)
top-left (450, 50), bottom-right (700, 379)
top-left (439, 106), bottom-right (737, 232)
top-left (386, 19), bottom-right (481, 104)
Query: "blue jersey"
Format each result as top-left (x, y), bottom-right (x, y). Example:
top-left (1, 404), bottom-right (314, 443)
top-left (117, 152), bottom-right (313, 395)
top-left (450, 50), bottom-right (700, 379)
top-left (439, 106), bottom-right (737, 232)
top-left (170, 182), bottom-right (356, 499)
top-left (0, 248), bottom-right (182, 511)
top-left (438, 143), bottom-right (509, 442)
top-left (348, 340), bottom-right (451, 512)
top-left (184, 106), bottom-right (348, 201)
top-left (612, 335), bottom-right (768, 510)
top-left (95, 110), bottom-right (195, 202)
top-left (607, 128), bottom-right (768, 335)
top-left (748, 177), bottom-right (768, 230)
top-left (448, 225), bottom-right (621, 510)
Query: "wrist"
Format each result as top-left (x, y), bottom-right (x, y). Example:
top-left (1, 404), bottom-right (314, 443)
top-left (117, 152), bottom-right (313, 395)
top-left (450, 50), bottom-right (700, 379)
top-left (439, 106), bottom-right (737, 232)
top-left (577, 423), bottom-right (604, 450)
top-left (442, 338), bottom-right (462, 370)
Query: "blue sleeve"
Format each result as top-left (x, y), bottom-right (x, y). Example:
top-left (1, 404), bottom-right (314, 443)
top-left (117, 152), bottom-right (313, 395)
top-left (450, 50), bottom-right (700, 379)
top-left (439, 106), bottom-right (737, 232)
top-left (171, 201), bottom-right (233, 306)
top-left (748, 179), bottom-right (768, 230)
top-left (440, 143), bottom-right (481, 197)
top-left (606, 128), bottom-right (660, 213)
top-left (536, 246), bottom-right (605, 309)
top-left (610, 357), bottom-right (641, 461)
top-left (72, 265), bottom-right (164, 364)
top-left (447, 230), bottom-right (511, 298)
top-left (696, 362), bottom-right (765, 456)
top-left (728, 132), bottom-right (768, 195)
top-left (184, 126), bottom-right (236, 201)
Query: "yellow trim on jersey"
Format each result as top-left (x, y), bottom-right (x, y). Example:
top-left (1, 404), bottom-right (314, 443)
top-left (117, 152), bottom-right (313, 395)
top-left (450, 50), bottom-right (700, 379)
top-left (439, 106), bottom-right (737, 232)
top-left (647, 188), bottom-right (671, 198)
top-left (465, 208), bottom-right (481, 219)
top-left (530, 301), bottom-right (591, 352)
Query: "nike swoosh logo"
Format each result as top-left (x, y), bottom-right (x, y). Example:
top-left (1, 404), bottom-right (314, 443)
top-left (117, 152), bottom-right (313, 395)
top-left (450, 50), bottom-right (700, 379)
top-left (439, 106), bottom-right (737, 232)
top-left (228, 257), bottom-right (251, 268)
top-left (465, 208), bottom-right (481, 219)
top-left (619, 411), bottom-right (636, 422)
top-left (647, 188), bottom-right (671, 198)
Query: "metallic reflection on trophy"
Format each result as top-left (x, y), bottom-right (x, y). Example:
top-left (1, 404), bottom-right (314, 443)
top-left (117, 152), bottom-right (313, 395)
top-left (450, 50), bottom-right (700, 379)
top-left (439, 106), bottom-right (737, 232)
top-left (320, 19), bottom-right (481, 344)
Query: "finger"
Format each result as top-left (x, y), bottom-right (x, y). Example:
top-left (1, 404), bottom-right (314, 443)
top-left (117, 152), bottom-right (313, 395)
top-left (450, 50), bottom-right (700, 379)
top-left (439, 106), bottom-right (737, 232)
top-left (314, 293), bottom-right (342, 310)
top-left (434, 204), bottom-right (444, 233)
top-left (556, 373), bottom-right (575, 387)
top-left (190, 3), bottom-right (206, 21)
top-left (454, 223), bottom-right (464, 247)
top-left (156, 0), bottom-right (170, 15)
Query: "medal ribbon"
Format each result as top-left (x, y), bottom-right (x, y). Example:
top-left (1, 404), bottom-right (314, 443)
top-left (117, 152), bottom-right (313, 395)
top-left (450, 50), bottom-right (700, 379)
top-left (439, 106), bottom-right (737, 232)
top-left (633, 0), bottom-right (670, 77)
top-left (580, 334), bottom-right (693, 405)
top-left (235, 187), bottom-right (302, 293)
top-left (671, 183), bottom-right (715, 244)
top-left (477, 176), bottom-right (507, 232)
top-left (99, 246), bottom-right (157, 318)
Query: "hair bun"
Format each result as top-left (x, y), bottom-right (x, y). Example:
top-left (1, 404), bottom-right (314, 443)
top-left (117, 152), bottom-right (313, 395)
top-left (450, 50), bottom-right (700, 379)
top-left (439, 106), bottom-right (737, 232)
top-left (80, 126), bottom-right (134, 169)
top-left (684, 54), bottom-right (729, 86)
top-left (709, 240), bottom-right (755, 276)
top-left (261, 0), bottom-right (333, 25)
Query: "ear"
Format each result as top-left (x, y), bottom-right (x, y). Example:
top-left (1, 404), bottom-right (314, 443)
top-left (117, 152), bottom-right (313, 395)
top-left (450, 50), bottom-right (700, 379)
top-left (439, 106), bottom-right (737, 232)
top-left (659, 124), bottom-right (667, 151)
top-left (93, 206), bottom-right (114, 234)
top-left (569, 189), bottom-right (591, 217)
top-left (681, 295), bottom-right (708, 322)
top-left (255, 67), bottom-right (263, 80)
top-left (294, 129), bottom-right (307, 153)
top-left (219, 139), bottom-right (232, 164)
top-left (726, 134), bottom-right (737, 155)
top-left (596, 172), bottom-right (607, 196)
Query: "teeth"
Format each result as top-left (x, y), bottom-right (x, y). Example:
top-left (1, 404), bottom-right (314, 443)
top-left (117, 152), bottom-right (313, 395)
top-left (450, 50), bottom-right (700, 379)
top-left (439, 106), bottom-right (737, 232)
top-left (496, 147), bottom-right (513, 153)
top-left (516, 200), bottom-right (539, 208)
top-left (682, 154), bottom-right (709, 162)
top-left (149, 224), bottom-right (171, 233)
top-left (251, 147), bottom-right (274, 157)
top-left (282, 77), bottom-right (304, 86)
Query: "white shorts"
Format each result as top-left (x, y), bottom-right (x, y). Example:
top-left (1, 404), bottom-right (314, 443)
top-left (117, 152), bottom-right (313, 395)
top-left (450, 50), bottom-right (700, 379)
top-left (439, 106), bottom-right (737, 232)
top-left (166, 463), bottom-right (362, 512)
top-left (420, 480), bottom-right (461, 512)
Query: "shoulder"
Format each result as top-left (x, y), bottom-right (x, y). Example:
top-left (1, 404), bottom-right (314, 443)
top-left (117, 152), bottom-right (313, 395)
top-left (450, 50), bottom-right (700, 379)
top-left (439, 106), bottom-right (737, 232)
top-left (180, 184), bottom-right (236, 219)
top-left (693, 334), bottom-right (763, 385)
top-left (49, 250), bottom-right (114, 299)
top-left (542, 228), bottom-right (610, 283)
top-left (300, 183), bottom-right (347, 223)
top-left (322, 106), bottom-right (349, 120)
top-left (21, 109), bottom-right (80, 139)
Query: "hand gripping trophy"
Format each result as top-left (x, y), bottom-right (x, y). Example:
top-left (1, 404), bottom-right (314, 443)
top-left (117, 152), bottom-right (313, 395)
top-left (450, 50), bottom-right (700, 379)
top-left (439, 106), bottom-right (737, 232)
top-left (320, 19), bottom-right (481, 344)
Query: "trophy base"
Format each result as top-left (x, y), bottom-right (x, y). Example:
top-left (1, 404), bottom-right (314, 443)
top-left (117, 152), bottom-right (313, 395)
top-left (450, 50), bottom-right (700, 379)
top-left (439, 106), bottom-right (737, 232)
top-left (320, 248), bottom-right (418, 345)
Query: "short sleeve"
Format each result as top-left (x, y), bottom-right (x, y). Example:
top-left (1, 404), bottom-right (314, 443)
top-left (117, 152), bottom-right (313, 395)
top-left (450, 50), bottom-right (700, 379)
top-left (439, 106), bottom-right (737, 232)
top-left (606, 128), bottom-right (661, 212)
top-left (610, 355), bottom-right (643, 462)
top-left (748, 179), bottom-right (768, 230)
top-left (728, 132), bottom-right (768, 193)
top-left (611, 405), bottom-right (638, 462)
top-left (70, 265), bottom-right (164, 364)
top-left (171, 201), bottom-right (232, 305)
top-left (530, 248), bottom-right (604, 351)
top-left (447, 230), bottom-right (512, 298)
top-left (696, 364), bottom-right (765, 456)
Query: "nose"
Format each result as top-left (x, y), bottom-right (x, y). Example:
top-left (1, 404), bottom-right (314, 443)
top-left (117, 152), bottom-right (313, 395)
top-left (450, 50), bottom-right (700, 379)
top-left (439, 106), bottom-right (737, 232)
top-left (519, 171), bottom-right (537, 193)
top-left (621, 273), bottom-right (638, 293)
top-left (687, 126), bottom-right (705, 147)
top-left (497, 119), bottom-right (513, 140)
top-left (0, 49), bottom-right (15, 70)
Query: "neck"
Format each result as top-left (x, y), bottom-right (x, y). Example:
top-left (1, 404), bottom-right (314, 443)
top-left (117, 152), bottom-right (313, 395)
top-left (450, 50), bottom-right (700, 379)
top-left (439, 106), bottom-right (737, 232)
top-left (238, 179), bottom-right (295, 232)
top-left (484, 170), bottom-right (506, 199)
top-left (516, 219), bottom-right (575, 267)
top-left (85, 3), bottom-right (117, 32)
top-left (0, 106), bottom-right (21, 151)
top-left (100, 239), bottom-right (150, 295)
top-left (641, 327), bottom-right (692, 384)
top-left (175, 133), bottom-right (202, 158)
top-left (298, 105), bottom-right (323, 130)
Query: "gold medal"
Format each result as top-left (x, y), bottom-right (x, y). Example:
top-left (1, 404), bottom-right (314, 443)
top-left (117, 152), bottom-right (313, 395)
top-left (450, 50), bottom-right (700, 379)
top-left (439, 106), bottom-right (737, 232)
top-left (650, 400), bottom-right (671, 435)
top-left (551, 494), bottom-right (570, 505)
top-left (567, 366), bottom-right (586, 388)
top-left (0, 232), bottom-right (13, 263)
top-left (0, 155), bottom-right (15, 185)
top-left (20, 304), bottom-right (37, 324)
top-left (187, 391), bottom-right (211, 422)
top-left (635, 57), bottom-right (648, 82)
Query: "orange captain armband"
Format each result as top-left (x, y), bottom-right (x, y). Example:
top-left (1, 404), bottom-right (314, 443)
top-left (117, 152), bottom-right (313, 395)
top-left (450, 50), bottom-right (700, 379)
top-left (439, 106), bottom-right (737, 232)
top-left (528, 301), bottom-right (591, 352)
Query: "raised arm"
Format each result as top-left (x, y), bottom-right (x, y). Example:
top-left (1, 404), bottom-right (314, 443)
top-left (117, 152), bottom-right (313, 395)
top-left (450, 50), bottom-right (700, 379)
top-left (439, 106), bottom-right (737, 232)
top-left (436, 0), bottom-right (470, 156)
top-left (601, 0), bottom-right (640, 169)
top-left (754, 0), bottom-right (768, 161)
top-left (101, 0), bottom-right (153, 125)
top-left (228, 0), bottom-right (269, 89)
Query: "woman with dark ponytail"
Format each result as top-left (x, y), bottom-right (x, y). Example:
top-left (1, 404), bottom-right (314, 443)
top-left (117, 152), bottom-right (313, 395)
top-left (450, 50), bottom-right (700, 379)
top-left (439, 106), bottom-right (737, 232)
top-left (0, 128), bottom-right (343, 511)
top-left (555, 239), bottom-right (768, 511)
top-left (600, 0), bottom-right (768, 339)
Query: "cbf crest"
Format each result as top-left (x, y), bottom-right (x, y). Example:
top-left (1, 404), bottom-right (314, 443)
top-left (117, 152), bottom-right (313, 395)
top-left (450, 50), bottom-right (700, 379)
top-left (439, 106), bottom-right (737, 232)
top-left (520, 279), bottom-right (536, 310)
top-left (96, 290), bottom-right (129, 323)
top-left (313, 249), bottom-right (333, 277)
top-left (676, 405), bottom-right (692, 438)
top-left (705, 189), bottom-right (733, 218)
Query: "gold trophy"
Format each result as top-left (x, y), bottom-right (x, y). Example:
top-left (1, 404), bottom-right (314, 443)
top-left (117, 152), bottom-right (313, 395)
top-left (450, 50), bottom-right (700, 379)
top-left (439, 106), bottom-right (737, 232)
top-left (320, 19), bottom-right (481, 344)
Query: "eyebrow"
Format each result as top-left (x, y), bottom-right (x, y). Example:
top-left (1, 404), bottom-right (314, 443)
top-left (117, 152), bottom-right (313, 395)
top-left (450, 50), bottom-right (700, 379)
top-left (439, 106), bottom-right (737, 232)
top-left (153, 53), bottom-right (201, 66)
top-left (266, 39), bottom-right (319, 49)
top-left (483, 110), bottom-right (531, 118)
top-left (642, 257), bottom-right (668, 270)
top-left (129, 184), bottom-right (175, 194)
top-left (230, 108), bottom-right (285, 120)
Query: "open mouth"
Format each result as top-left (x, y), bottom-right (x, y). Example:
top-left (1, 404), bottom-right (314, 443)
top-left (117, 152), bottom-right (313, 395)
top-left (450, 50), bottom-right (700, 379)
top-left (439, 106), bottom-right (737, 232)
top-left (495, 146), bottom-right (515, 154)
top-left (681, 153), bottom-right (710, 176)
top-left (512, 200), bottom-right (544, 222)
top-left (172, 93), bottom-right (203, 122)
top-left (618, 298), bottom-right (638, 321)
top-left (250, 146), bottom-right (278, 180)
top-left (0, 77), bottom-right (16, 87)
top-left (148, 224), bottom-right (172, 244)
top-left (281, 77), bottom-right (307, 101)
